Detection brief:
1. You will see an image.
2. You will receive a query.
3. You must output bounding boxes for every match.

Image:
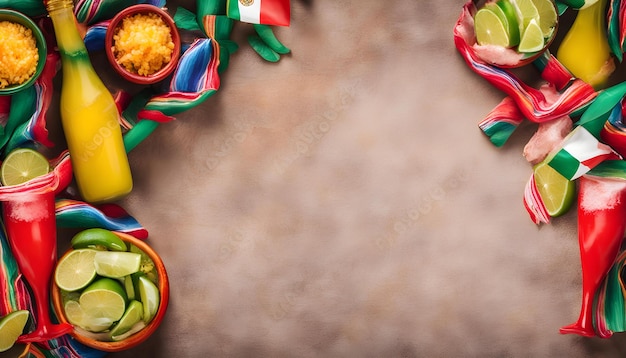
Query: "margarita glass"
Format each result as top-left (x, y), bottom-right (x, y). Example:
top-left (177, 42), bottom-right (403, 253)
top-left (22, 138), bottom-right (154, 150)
top-left (0, 151), bottom-right (73, 343)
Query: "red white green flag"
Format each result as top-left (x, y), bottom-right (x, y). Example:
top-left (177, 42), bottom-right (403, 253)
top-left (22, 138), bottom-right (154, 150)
top-left (547, 126), bottom-right (621, 180)
top-left (226, 0), bottom-right (290, 26)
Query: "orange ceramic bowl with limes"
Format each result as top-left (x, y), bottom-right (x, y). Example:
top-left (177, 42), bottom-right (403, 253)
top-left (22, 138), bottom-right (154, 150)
top-left (51, 231), bottom-right (169, 352)
top-left (471, 0), bottom-right (558, 68)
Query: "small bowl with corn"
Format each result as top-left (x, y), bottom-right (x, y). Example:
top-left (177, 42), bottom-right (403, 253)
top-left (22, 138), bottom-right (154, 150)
top-left (105, 4), bottom-right (181, 85)
top-left (0, 9), bottom-right (47, 95)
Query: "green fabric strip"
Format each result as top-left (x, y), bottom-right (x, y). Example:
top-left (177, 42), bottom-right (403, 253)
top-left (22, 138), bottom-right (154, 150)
top-left (548, 149), bottom-right (580, 180)
top-left (481, 122), bottom-right (517, 148)
top-left (587, 160), bottom-right (626, 180)
top-left (577, 81), bottom-right (626, 138)
top-left (226, 0), bottom-right (241, 21)
top-left (0, 87), bottom-right (36, 154)
top-left (599, 260), bottom-right (626, 332)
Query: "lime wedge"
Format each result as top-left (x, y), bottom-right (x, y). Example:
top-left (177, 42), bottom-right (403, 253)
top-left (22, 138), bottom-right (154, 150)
top-left (0, 310), bottom-right (29, 352)
top-left (496, 0), bottom-right (521, 46)
top-left (474, 7), bottom-right (511, 47)
top-left (124, 275), bottom-right (136, 300)
top-left (137, 275), bottom-right (160, 324)
top-left (79, 278), bottom-right (128, 324)
top-left (531, 0), bottom-right (557, 37)
top-left (0, 148), bottom-right (50, 186)
top-left (94, 251), bottom-right (141, 278)
top-left (71, 228), bottom-right (128, 251)
top-left (64, 300), bottom-right (115, 333)
top-left (109, 300), bottom-right (144, 339)
top-left (518, 18), bottom-right (545, 53)
top-left (533, 161), bottom-right (576, 217)
top-left (513, 0), bottom-right (540, 31)
top-left (55, 249), bottom-right (98, 292)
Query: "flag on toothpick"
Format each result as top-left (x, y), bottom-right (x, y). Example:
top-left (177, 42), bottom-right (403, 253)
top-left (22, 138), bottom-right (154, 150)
top-left (547, 126), bottom-right (621, 180)
top-left (227, 0), bottom-right (290, 26)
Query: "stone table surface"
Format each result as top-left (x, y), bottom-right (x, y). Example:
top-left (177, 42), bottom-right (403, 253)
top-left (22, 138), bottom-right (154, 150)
top-left (11, 0), bottom-right (626, 357)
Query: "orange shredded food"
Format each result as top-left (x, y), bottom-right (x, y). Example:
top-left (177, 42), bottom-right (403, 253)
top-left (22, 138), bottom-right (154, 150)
top-left (112, 12), bottom-right (175, 76)
top-left (0, 21), bottom-right (39, 89)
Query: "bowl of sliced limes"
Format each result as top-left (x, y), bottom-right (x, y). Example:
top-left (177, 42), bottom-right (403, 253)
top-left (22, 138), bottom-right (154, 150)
top-left (51, 229), bottom-right (169, 352)
top-left (471, 0), bottom-right (558, 67)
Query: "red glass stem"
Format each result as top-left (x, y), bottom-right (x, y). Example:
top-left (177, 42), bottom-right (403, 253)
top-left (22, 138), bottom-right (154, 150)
top-left (560, 175), bottom-right (626, 337)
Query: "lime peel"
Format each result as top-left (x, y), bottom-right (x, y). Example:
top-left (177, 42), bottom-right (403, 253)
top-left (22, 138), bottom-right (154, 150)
top-left (71, 228), bottom-right (128, 251)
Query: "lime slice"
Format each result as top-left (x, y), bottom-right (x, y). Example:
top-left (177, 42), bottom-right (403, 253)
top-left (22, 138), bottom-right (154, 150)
top-left (531, 0), bottom-right (557, 37)
top-left (513, 0), bottom-right (540, 31)
top-left (64, 300), bottom-right (114, 333)
top-left (496, 0), bottom-right (521, 46)
top-left (111, 321), bottom-right (146, 342)
top-left (109, 300), bottom-right (143, 339)
top-left (474, 7), bottom-right (511, 47)
top-left (0, 310), bottom-right (29, 352)
top-left (137, 275), bottom-right (160, 324)
top-left (94, 251), bottom-right (141, 278)
top-left (55, 249), bottom-right (98, 292)
top-left (518, 18), bottom-right (544, 53)
top-left (124, 275), bottom-right (136, 300)
top-left (0, 148), bottom-right (50, 186)
top-left (533, 161), bottom-right (576, 217)
top-left (80, 278), bottom-right (128, 324)
top-left (71, 228), bottom-right (128, 251)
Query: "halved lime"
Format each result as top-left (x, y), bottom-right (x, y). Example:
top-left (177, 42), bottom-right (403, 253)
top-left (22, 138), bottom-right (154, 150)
top-left (64, 300), bottom-right (114, 333)
top-left (0, 148), bottom-right (49, 186)
top-left (94, 251), bottom-right (141, 278)
top-left (71, 228), bottom-right (128, 251)
top-left (533, 160), bottom-right (576, 217)
top-left (518, 18), bottom-right (544, 53)
top-left (0, 310), bottom-right (29, 352)
top-left (531, 0), bottom-right (557, 37)
top-left (55, 249), bottom-right (98, 292)
top-left (474, 7), bottom-right (511, 47)
top-left (80, 278), bottom-right (128, 324)
top-left (109, 300), bottom-right (143, 339)
top-left (137, 275), bottom-right (160, 324)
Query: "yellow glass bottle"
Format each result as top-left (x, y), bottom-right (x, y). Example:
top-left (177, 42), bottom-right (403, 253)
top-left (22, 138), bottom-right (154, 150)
top-left (47, 0), bottom-right (132, 203)
top-left (556, 0), bottom-right (615, 89)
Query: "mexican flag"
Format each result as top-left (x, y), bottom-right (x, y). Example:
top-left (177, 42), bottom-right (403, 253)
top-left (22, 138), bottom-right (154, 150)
top-left (226, 0), bottom-right (290, 26)
top-left (547, 126), bottom-right (620, 180)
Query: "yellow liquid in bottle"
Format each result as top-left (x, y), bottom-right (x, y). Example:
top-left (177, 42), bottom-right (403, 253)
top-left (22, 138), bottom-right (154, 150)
top-left (556, 0), bottom-right (614, 89)
top-left (49, 2), bottom-right (132, 203)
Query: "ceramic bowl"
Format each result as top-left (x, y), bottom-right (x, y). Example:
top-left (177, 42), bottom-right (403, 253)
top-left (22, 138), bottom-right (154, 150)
top-left (470, 0), bottom-right (559, 68)
top-left (0, 9), bottom-right (47, 95)
top-left (105, 4), bottom-right (181, 85)
top-left (51, 231), bottom-right (170, 352)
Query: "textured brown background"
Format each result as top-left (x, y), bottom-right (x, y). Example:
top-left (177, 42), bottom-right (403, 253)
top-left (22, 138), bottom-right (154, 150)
top-left (11, 0), bottom-right (626, 356)
top-left (104, 0), bottom-right (626, 356)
